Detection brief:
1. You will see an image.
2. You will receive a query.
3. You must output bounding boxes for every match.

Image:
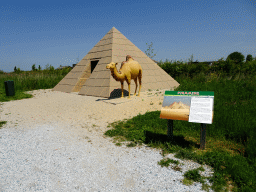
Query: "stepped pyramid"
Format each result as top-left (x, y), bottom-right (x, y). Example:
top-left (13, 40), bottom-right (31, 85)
top-left (52, 27), bottom-right (180, 98)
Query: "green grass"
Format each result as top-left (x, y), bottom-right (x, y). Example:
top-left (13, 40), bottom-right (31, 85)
top-left (0, 61), bottom-right (256, 192)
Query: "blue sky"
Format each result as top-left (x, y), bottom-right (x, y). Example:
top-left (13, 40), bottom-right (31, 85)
top-left (1, 0), bottom-right (255, 73)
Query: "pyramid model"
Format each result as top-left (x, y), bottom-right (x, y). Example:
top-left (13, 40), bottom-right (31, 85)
top-left (52, 27), bottom-right (180, 98)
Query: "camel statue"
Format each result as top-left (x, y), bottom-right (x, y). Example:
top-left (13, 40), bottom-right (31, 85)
top-left (106, 55), bottom-right (142, 99)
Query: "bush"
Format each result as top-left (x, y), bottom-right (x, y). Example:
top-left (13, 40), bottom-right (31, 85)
top-left (241, 60), bottom-right (256, 75)
top-left (14, 68), bottom-right (22, 74)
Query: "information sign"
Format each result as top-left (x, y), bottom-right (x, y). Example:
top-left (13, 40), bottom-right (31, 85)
top-left (159, 91), bottom-right (214, 150)
top-left (160, 91), bottom-right (214, 123)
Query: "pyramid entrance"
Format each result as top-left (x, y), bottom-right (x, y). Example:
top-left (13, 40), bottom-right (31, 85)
top-left (72, 58), bottom-right (101, 92)
top-left (91, 59), bottom-right (99, 73)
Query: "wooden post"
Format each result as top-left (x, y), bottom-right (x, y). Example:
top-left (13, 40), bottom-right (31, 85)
top-left (167, 120), bottom-right (173, 140)
top-left (200, 123), bottom-right (207, 150)
top-left (167, 121), bottom-right (207, 150)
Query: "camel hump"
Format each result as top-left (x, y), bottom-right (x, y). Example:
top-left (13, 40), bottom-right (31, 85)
top-left (121, 61), bottom-right (142, 73)
top-left (126, 55), bottom-right (134, 61)
top-left (121, 59), bottom-right (140, 68)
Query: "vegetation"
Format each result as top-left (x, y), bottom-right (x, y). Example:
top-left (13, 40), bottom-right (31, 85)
top-left (145, 42), bottom-right (157, 59)
top-left (246, 54), bottom-right (253, 63)
top-left (0, 52), bottom-right (256, 192)
top-left (0, 64), bottom-right (71, 102)
top-left (226, 51), bottom-right (245, 64)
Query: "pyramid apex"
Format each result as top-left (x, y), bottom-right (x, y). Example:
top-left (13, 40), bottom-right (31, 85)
top-left (107, 26), bottom-right (121, 34)
top-left (110, 27), bottom-right (117, 31)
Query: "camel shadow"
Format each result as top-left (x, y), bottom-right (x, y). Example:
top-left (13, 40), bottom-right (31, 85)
top-left (109, 88), bottom-right (130, 99)
top-left (95, 88), bottom-right (131, 103)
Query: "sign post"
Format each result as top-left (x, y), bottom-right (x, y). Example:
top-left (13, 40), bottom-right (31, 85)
top-left (200, 123), bottom-right (207, 150)
top-left (160, 91), bottom-right (214, 150)
top-left (167, 119), bottom-right (174, 140)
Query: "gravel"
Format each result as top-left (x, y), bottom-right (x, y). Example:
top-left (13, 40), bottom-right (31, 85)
top-left (0, 89), bottom-right (214, 191)
top-left (0, 121), bottom-right (214, 192)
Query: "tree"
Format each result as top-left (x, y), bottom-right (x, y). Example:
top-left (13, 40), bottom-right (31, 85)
top-left (246, 54), bottom-right (253, 63)
top-left (38, 65), bottom-right (41, 71)
top-left (14, 66), bottom-right (17, 72)
top-left (226, 51), bottom-right (245, 64)
top-left (45, 63), bottom-right (50, 70)
top-left (44, 63), bottom-right (54, 71)
top-left (32, 64), bottom-right (38, 71)
top-left (49, 65), bottom-right (55, 71)
top-left (145, 42), bottom-right (157, 59)
top-left (188, 54), bottom-right (194, 64)
top-left (16, 67), bottom-right (21, 74)
top-left (218, 57), bottom-right (225, 62)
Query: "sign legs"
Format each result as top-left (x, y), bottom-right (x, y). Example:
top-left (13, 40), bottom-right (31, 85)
top-left (167, 120), bottom-right (207, 150)
top-left (167, 120), bottom-right (173, 140)
top-left (200, 123), bottom-right (207, 150)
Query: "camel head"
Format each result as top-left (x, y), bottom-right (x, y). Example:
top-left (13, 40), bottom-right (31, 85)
top-left (106, 62), bottom-right (118, 70)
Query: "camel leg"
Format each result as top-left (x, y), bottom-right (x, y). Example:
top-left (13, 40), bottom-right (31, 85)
top-left (126, 78), bottom-right (131, 99)
top-left (138, 76), bottom-right (142, 97)
top-left (121, 82), bottom-right (124, 98)
top-left (126, 77), bottom-right (131, 99)
top-left (133, 77), bottom-right (138, 96)
top-left (128, 83), bottom-right (131, 99)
